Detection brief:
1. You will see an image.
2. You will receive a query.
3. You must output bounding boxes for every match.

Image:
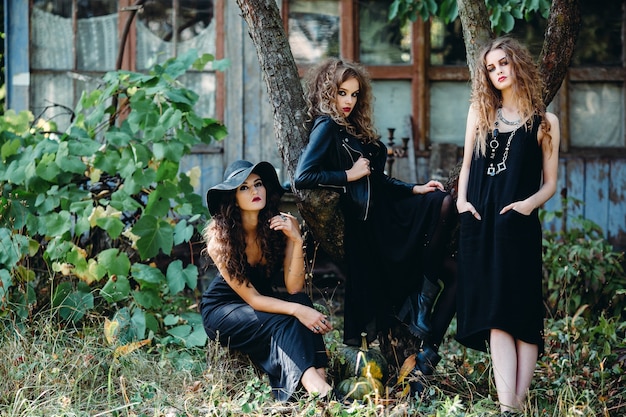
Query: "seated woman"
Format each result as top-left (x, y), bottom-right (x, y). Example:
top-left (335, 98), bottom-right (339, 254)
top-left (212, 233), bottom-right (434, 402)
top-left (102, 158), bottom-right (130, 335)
top-left (200, 160), bottom-right (333, 401)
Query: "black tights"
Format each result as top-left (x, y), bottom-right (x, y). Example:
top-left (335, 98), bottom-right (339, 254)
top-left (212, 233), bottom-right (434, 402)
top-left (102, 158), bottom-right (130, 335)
top-left (423, 194), bottom-right (458, 348)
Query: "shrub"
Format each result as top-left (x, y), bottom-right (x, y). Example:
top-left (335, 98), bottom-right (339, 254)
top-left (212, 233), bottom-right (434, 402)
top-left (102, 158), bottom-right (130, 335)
top-left (541, 200), bottom-right (625, 319)
top-left (0, 50), bottom-right (227, 347)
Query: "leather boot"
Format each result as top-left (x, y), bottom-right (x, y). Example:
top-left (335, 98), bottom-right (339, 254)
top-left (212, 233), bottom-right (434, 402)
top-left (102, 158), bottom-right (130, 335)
top-left (409, 344), bottom-right (442, 396)
top-left (415, 344), bottom-right (441, 376)
top-left (396, 278), bottom-right (441, 341)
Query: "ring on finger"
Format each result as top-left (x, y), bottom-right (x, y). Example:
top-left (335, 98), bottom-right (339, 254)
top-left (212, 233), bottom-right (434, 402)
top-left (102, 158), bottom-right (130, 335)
top-left (314, 326), bottom-right (320, 331)
top-left (321, 319), bottom-right (326, 324)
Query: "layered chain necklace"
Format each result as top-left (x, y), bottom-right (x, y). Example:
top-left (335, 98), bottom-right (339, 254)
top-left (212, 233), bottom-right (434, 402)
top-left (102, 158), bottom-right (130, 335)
top-left (487, 108), bottom-right (522, 177)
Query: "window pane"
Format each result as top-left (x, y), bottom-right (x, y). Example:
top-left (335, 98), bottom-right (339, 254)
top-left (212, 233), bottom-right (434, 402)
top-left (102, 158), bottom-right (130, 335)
top-left (31, 3), bottom-right (120, 71)
top-left (371, 80), bottom-right (412, 139)
top-left (430, 17), bottom-right (465, 66)
top-left (137, 1), bottom-right (214, 42)
top-left (570, 83), bottom-right (624, 147)
top-left (288, 0), bottom-right (340, 64)
top-left (572, 0), bottom-right (622, 66)
top-left (359, 0), bottom-right (411, 65)
top-left (429, 82), bottom-right (471, 146)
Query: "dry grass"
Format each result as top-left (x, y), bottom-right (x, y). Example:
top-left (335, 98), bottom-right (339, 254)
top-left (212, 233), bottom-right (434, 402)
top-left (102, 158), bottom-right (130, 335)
top-left (0, 308), bottom-right (623, 417)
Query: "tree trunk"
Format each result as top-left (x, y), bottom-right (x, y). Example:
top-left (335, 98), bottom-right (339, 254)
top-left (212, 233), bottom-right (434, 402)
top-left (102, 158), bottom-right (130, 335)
top-left (540, 0), bottom-right (581, 106)
top-left (456, 0), bottom-right (493, 80)
top-left (236, 0), bottom-right (345, 260)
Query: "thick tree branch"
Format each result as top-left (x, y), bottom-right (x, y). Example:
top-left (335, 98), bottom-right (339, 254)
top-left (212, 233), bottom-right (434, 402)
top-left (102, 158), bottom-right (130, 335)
top-left (236, 0), bottom-right (345, 260)
top-left (540, 0), bottom-right (581, 106)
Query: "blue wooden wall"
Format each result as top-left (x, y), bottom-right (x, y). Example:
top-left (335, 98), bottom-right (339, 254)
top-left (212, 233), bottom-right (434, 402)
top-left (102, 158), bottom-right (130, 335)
top-left (543, 157), bottom-right (626, 249)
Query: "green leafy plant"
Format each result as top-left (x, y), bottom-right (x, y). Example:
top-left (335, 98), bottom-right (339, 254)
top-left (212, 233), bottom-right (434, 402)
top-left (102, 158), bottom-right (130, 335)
top-left (540, 199), bottom-right (625, 319)
top-left (0, 49), bottom-right (227, 347)
top-left (389, 0), bottom-right (551, 34)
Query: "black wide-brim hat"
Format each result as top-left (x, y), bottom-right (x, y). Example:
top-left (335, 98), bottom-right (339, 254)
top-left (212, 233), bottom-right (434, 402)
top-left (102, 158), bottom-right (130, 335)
top-left (206, 160), bottom-right (285, 216)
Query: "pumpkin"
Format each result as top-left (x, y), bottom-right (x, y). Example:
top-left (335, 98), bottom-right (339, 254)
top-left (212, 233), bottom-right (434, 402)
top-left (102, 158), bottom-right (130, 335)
top-left (340, 332), bottom-right (388, 382)
top-left (337, 376), bottom-right (385, 400)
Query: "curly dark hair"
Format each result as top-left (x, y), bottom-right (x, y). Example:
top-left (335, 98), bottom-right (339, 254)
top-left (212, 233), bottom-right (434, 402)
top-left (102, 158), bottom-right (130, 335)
top-left (304, 58), bottom-right (379, 142)
top-left (203, 179), bottom-right (286, 286)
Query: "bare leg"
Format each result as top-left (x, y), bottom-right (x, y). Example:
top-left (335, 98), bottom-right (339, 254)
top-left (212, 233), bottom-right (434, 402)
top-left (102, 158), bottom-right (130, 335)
top-left (490, 329), bottom-right (519, 412)
top-left (515, 339), bottom-right (538, 408)
top-left (301, 367), bottom-right (332, 397)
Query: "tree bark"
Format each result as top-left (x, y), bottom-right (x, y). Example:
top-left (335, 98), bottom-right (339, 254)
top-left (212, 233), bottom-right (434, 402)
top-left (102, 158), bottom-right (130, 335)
top-left (236, 0), bottom-right (345, 260)
top-left (540, 0), bottom-right (581, 106)
top-left (456, 0), bottom-right (493, 80)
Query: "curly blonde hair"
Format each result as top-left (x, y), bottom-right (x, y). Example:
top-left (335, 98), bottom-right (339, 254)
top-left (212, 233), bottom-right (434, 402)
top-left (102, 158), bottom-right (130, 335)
top-left (471, 37), bottom-right (552, 156)
top-left (304, 58), bottom-right (379, 142)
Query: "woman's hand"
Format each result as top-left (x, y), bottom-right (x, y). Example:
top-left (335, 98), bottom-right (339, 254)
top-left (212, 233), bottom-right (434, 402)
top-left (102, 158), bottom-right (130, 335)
top-left (457, 200), bottom-right (481, 220)
top-left (346, 157), bottom-right (370, 182)
top-left (412, 180), bottom-right (444, 195)
top-left (293, 304), bottom-right (333, 335)
top-left (500, 200), bottom-right (533, 216)
top-left (269, 212), bottom-right (302, 243)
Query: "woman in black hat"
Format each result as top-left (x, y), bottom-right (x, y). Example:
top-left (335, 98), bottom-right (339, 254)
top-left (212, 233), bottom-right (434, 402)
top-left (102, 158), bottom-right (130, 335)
top-left (200, 160), bottom-right (333, 402)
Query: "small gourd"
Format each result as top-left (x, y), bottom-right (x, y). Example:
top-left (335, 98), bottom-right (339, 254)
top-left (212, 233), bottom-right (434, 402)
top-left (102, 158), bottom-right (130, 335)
top-left (337, 376), bottom-right (384, 400)
top-left (340, 332), bottom-right (388, 382)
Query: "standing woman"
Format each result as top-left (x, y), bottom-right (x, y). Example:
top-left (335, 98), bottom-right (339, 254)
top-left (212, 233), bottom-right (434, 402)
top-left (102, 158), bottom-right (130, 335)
top-left (456, 37), bottom-right (560, 414)
top-left (200, 160), bottom-right (333, 402)
top-left (294, 58), bottom-right (457, 389)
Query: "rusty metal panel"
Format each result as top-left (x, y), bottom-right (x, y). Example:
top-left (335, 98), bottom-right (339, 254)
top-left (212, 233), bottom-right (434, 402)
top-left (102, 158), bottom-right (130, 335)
top-left (584, 159), bottom-right (610, 232)
top-left (608, 159), bottom-right (626, 248)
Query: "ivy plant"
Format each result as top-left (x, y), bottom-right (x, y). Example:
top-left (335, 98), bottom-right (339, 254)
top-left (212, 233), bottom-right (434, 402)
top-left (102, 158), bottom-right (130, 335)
top-left (0, 49), bottom-right (227, 348)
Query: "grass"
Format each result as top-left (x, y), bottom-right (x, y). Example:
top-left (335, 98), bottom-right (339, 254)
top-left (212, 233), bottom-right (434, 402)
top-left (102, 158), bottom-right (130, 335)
top-left (0, 307), bottom-right (623, 417)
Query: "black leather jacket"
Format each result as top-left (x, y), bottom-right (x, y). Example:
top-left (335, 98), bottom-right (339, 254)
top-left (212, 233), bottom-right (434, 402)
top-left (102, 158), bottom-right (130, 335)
top-left (294, 116), bottom-right (415, 220)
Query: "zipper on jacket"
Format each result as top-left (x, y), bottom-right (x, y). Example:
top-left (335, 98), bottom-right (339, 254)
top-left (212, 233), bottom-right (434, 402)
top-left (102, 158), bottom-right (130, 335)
top-left (342, 141), bottom-right (371, 220)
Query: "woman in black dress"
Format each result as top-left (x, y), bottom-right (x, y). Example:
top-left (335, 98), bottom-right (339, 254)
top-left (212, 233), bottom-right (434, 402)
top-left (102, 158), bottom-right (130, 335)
top-left (456, 38), bottom-right (560, 414)
top-left (200, 160), bottom-right (333, 401)
top-left (294, 58), bottom-right (457, 393)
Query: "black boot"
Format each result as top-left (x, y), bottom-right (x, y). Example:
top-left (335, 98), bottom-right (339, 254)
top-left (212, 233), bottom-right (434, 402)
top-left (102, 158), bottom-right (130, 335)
top-left (408, 344), bottom-right (442, 396)
top-left (396, 278), bottom-right (441, 341)
top-left (415, 344), bottom-right (441, 376)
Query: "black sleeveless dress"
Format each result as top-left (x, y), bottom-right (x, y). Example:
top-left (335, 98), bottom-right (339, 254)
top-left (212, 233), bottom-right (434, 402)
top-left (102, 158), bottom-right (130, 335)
top-left (456, 116), bottom-right (545, 353)
top-left (200, 265), bottom-right (328, 401)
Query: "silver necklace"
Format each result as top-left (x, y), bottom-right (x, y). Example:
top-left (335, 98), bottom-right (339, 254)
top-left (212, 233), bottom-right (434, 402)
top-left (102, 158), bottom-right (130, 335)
top-left (487, 128), bottom-right (517, 176)
top-left (497, 107), bottom-right (521, 126)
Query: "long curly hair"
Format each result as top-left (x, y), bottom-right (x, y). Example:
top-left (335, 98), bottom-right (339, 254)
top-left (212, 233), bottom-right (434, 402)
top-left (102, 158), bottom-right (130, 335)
top-left (471, 37), bottom-right (552, 156)
top-left (304, 58), bottom-right (379, 142)
top-left (203, 180), bottom-right (286, 286)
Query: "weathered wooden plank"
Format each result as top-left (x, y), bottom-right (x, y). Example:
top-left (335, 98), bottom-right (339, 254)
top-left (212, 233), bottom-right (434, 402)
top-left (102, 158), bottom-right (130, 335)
top-left (584, 159), bottom-right (610, 232)
top-left (565, 158), bottom-right (585, 229)
top-left (543, 158), bottom-right (567, 233)
top-left (224, 1), bottom-right (246, 165)
top-left (608, 159), bottom-right (626, 248)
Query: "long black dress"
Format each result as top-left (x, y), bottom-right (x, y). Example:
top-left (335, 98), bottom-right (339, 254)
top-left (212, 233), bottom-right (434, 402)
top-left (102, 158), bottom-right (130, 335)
top-left (295, 117), bottom-right (449, 346)
top-left (200, 265), bottom-right (328, 401)
top-left (456, 116), bottom-right (545, 353)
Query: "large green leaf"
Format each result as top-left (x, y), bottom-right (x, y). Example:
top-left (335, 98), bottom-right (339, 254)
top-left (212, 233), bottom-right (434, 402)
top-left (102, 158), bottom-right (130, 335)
top-left (153, 141), bottom-right (185, 163)
top-left (131, 262), bottom-right (166, 287)
top-left (40, 211), bottom-right (72, 237)
top-left (98, 248), bottom-right (131, 278)
top-left (145, 182), bottom-right (177, 217)
top-left (132, 287), bottom-right (162, 309)
top-left (101, 275), bottom-right (131, 304)
top-left (133, 216), bottom-right (174, 259)
top-left (96, 216), bottom-right (125, 239)
top-left (173, 219), bottom-right (194, 245)
top-left (166, 260), bottom-right (198, 294)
